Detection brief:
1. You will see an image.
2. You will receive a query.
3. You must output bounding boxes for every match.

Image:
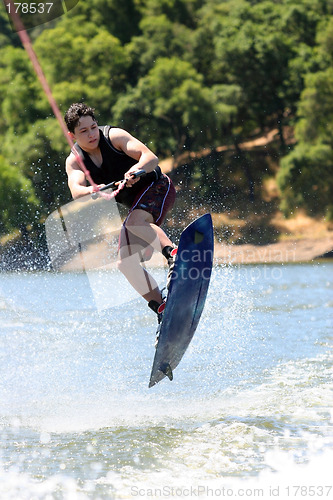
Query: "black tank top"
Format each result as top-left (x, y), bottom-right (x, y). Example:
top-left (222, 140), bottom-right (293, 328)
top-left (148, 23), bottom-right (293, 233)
top-left (73, 126), bottom-right (161, 207)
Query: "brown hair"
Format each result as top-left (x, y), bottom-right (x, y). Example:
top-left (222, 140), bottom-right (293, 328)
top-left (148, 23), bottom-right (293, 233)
top-left (64, 103), bottom-right (96, 133)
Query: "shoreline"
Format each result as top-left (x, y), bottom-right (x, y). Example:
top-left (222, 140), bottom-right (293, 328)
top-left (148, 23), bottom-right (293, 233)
top-left (57, 235), bottom-right (333, 272)
top-left (214, 236), bottom-right (333, 265)
top-left (1, 233), bottom-right (332, 272)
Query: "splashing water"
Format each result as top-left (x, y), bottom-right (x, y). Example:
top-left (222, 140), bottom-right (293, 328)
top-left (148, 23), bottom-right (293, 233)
top-left (0, 263), bottom-right (332, 499)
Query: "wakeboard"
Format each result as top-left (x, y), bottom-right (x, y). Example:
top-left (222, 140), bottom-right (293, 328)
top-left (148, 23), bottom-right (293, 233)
top-left (148, 213), bottom-right (214, 388)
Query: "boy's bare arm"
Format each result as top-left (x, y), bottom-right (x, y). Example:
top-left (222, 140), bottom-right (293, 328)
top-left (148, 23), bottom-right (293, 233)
top-left (109, 128), bottom-right (158, 186)
top-left (66, 155), bottom-right (96, 199)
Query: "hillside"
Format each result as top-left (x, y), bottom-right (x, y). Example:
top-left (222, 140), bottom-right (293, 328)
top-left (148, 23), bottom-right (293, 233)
top-left (159, 127), bottom-right (333, 264)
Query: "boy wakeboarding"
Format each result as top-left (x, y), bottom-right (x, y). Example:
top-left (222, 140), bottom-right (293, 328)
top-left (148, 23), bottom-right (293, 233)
top-left (64, 103), bottom-right (177, 332)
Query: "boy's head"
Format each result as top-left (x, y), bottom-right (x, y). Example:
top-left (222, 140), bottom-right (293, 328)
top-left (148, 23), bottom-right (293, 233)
top-left (64, 103), bottom-right (96, 133)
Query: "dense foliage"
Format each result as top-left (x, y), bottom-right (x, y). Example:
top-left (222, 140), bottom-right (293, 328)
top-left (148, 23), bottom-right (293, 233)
top-left (0, 0), bottom-right (332, 237)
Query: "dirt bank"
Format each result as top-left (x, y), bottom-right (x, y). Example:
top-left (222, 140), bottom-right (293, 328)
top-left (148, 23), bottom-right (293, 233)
top-left (213, 212), bottom-right (333, 264)
top-left (214, 236), bottom-right (333, 265)
top-left (56, 234), bottom-right (333, 273)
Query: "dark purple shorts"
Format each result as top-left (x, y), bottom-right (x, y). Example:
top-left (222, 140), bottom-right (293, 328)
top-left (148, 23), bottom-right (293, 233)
top-left (118, 174), bottom-right (176, 260)
top-left (129, 173), bottom-right (176, 226)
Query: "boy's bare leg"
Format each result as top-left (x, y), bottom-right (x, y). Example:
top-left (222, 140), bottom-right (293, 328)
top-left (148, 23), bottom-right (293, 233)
top-left (117, 252), bottom-right (162, 303)
top-left (124, 209), bottom-right (173, 251)
top-left (117, 209), bottom-right (175, 304)
top-left (117, 227), bottom-right (163, 304)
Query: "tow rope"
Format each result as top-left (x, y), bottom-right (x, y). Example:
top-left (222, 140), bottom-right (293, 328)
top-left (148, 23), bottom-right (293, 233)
top-left (5, 1), bottom-right (99, 192)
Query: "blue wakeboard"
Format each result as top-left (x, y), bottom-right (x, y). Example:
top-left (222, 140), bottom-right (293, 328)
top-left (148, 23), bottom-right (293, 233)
top-left (149, 213), bottom-right (214, 388)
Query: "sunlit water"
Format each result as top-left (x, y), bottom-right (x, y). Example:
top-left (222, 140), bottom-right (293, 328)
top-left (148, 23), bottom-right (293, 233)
top-left (0, 263), bottom-right (332, 499)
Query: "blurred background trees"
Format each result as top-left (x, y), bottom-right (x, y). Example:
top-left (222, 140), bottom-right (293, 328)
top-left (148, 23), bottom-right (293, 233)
top-left (0, 0), bottom-right (332, 242)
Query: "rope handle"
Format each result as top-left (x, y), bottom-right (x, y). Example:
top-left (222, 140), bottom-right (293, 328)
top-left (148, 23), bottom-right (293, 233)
top-left (92, 170), bottom-right (146, 200)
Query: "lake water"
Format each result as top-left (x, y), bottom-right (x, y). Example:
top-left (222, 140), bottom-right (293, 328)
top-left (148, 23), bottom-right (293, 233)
top-left (0, 262), bottom-right (332, 499)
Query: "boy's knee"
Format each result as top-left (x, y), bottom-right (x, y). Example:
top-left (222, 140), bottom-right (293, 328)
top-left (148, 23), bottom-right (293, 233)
top-left (117, 251), bottom-right (140, 273)
top-left (125, 209), bottom-right (151, 229)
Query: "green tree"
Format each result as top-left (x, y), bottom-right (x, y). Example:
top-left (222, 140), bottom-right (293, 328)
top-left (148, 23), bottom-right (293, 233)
top-left (1, 0), bottom-right (333, 233)
top-left (134, 0), bottom-right (203, 28)
top-left (3, 119), bottom-right (70, 213)
top-left (67, 0), bottom-right (142, 43)
top-left (0, 3), bottom-right (20, 49)
top-left (33, 18), bottom-right (131, 117)
top-left (0, 155), bottom-right (39, 234)
top-left (0, 45), bottom-right (44, 135)
top-left (126, 14), bottom-right (194, 78)
top-left (193, 0), bottom-right (327, 143)
top-left (278, 12), bottom-right (333, 219)
top-left (113, 57), bottom-right (238, 158)
top-left (278, 68), bottom-right (333, 218)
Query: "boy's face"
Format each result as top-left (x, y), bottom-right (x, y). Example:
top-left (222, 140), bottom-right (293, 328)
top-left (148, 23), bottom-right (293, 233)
top-left (69, 115), bottom-right (100, 151)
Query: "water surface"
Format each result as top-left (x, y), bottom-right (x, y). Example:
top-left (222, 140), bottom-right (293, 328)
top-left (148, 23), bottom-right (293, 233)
top-left (0, 263), bottom-right (332, 498)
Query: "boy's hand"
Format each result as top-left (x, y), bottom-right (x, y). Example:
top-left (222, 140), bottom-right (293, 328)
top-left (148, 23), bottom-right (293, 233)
top-left (91, 183), bottom-right (106, 199)
top-left (124, 168), bottom-right (145, 187)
